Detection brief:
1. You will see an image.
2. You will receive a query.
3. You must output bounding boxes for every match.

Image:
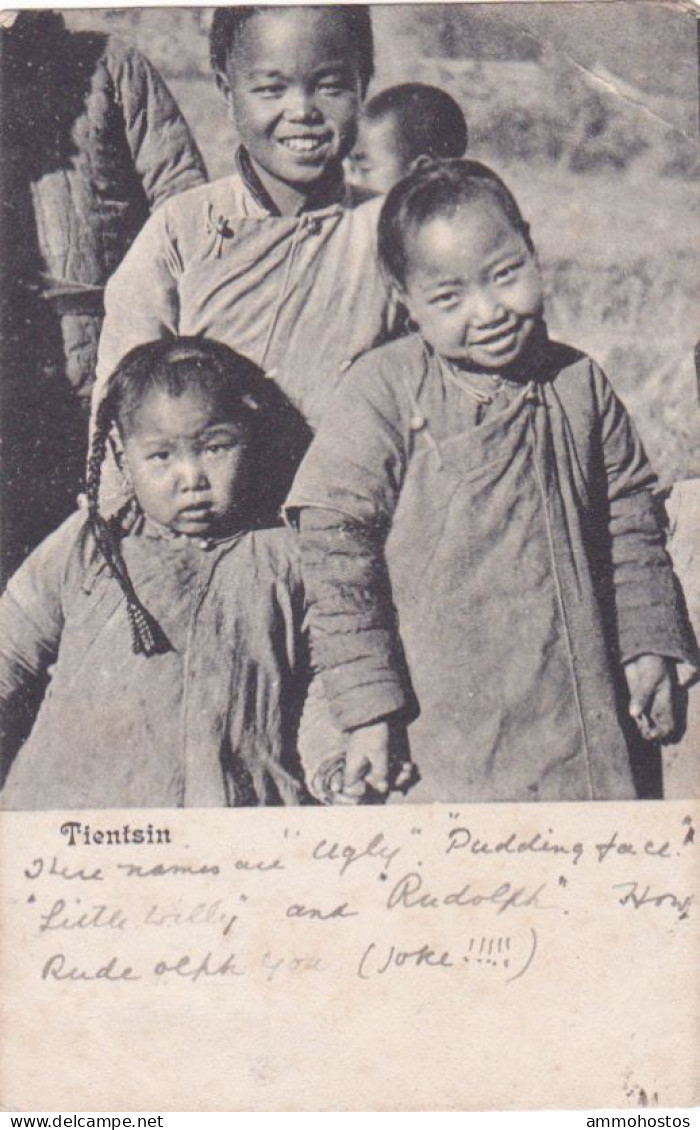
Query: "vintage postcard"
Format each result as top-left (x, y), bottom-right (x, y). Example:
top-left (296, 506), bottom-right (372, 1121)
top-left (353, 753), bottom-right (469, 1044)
top-left (0, 0), bottom-right (698, 1113)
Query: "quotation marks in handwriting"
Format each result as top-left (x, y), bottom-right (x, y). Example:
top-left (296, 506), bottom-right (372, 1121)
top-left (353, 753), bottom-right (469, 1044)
top-left (682, 815), bottom-right (694, 846)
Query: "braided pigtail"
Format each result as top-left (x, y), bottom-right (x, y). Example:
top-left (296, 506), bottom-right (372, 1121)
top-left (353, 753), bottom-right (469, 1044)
top-left (86, 334), bottom-right (301, 654)
top-left (86, 394), bottom-right (168, 657)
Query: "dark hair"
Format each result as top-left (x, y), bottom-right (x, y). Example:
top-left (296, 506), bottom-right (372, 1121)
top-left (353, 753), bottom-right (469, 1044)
top-left (209, 5), bottom-right (374, 95)
top-left (377, 158), bottom-right (533, 289)
top-left (365, 83), bottom-right (468, 163)
top-left (107, 338), bottom-right (264, 440)
top-left (87, 337), bottom-right (310, 655)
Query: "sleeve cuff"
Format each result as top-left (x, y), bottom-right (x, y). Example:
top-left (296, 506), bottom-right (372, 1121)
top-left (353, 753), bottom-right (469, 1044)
top-left (325, 679), bottom-right (407, 733)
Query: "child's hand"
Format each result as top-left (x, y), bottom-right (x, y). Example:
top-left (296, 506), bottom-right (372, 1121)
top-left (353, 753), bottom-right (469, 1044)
top-left (330, 719), bottom-right (413, 805)
top-left (624, 654), bottom-right (676, 742)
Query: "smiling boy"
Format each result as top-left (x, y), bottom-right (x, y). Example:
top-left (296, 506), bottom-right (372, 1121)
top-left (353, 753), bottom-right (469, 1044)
top-left (214, 6), bottom-right (367, 215)
top-left (95, 6), bottom-right (390, 449)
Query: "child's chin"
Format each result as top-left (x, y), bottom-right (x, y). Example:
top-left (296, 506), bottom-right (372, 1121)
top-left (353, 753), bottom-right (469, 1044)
top-left (176, 516), bottom-right (243, 541)
top-left (276, 152), bottom-right (341, 185)
top-left (464, 338), bottom-right (530, 372)
top-left (176, 525), bottom-right (215, 540)
top-left (449, 351), bottom-right (521, 373)
top-left (170, 514), bottom-right (217, 538)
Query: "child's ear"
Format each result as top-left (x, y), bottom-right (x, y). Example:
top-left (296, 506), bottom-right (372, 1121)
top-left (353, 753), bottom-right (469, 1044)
top-left (388, 283), bottom-right (421, 335)
top-left (391, 282), bottom-right (409, 309)
top-left (378, 264), bottom-right (401, 307)
top-left (214, 69), bottom-right (233, 109)
top-left (111, 431), bottom-right (131, 485)
top-left (389, 280), bottom-right (412, 316)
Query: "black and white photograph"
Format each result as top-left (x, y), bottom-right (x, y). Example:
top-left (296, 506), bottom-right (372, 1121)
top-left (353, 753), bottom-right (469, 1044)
top-left (0, 1), bottom-right (698, 812)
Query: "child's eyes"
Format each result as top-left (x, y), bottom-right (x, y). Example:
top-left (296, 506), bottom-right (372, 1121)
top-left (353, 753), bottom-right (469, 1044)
top-left (429, 292), bottom-right (460, 309)
top-left (251, 83), bottom-right (286, 97)
top-left (147, 451), bottom-right (171, 463)
top-left (204, 441), bottom-right (235, 455)
top-left (250, 77), bottom-right (348, 99)
top-left (493, 261), bottom-right (524, 283)
top-left (317, 79), bottom-right (345, 95)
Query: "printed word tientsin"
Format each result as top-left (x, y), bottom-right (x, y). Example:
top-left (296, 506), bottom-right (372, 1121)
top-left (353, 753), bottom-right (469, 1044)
top-left (60, 821), bottom-right (172, 847)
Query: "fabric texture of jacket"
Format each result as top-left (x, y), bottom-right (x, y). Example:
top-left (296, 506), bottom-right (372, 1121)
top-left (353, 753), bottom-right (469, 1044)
top-left (0, 510), bottom-right (314, 810)
top-left (95, 157), bottom-right (390, 431)
top-left (2, 20), bottom-right (207, 399)
top-left (288, 333), bottom-right (697, 803)
top-left (0, 16), bottom-right (207, 579)
top-left (662, 477), bottom-right (700, 798)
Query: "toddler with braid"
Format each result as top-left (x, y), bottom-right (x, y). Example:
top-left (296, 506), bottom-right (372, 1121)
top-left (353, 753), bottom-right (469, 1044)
top-left (0, 337), bottom-right (316, 809)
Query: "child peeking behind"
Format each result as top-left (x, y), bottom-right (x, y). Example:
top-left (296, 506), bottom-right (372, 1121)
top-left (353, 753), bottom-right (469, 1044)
top-left (0, 338), bottom-right (314, 809)
top-left (288, 159), bottom-right (697, 805)
top-left (348, 82), bottom-right (468, 195)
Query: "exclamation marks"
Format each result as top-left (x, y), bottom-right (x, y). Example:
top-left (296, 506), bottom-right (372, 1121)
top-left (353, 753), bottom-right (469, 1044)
top-left (463, 937), bottom-right (511, 967)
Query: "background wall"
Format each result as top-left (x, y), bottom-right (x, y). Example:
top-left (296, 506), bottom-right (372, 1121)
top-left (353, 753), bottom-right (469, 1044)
top-left (66, 3), bottom-right (700, 484)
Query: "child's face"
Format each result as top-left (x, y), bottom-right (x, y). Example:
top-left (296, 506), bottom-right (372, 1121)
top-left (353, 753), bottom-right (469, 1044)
top-left (398, 198), bottom-right (544, 371)
top-left (218, 8), bottom-right (362, 193)
top-left (348, 115), bottom-right (406, 195)
top-left (120, 386), bottom-right (250, 540)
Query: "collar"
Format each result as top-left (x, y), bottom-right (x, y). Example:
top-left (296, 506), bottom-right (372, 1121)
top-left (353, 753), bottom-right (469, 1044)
top-left (97, 504), bottom-right (246, 552)
top-left (236, 145), bottom-right (346, 217)
top-left (138, 513), bottom-right (250, 552)
top-left (79, 507), bottom-right (250, 595)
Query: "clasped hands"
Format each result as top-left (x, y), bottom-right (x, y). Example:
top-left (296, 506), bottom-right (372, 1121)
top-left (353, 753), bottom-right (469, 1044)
top-left (327, 654), bottom-right (678, 805)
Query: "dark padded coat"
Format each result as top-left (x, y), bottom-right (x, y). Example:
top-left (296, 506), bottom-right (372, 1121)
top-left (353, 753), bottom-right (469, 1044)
top-left (0, 14), bottom-right (207, 577)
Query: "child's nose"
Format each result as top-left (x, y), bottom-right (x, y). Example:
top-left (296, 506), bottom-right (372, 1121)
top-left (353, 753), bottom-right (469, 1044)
top-left (470, 288), bottom-right (507, 328)
top-left (284, 87), bottom-right (322, 123)
top-left (178, 455), bottom-right (209, 490)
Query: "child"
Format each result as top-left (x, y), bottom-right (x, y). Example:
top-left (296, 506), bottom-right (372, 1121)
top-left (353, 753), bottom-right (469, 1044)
top-left (348, 83), bottom-right (468, 196)
top-left (95, 5), bottom-right (390, 444)
top-left (288, 159), bottom-right (697, 804)
top-left (0, 338), bottom-right (314, 810)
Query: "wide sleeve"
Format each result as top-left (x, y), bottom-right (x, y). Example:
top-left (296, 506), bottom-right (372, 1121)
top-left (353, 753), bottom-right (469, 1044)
top-left (595, 365), bottom-right (698, 666)
top-left (112, 44), bottom-right (207, 209)
top-left (94, 205), bottom-right (181, 398)
top-left (0, 513), bottom-right (86, 780)
top-left (286, 357), bottom-right (412, 731)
